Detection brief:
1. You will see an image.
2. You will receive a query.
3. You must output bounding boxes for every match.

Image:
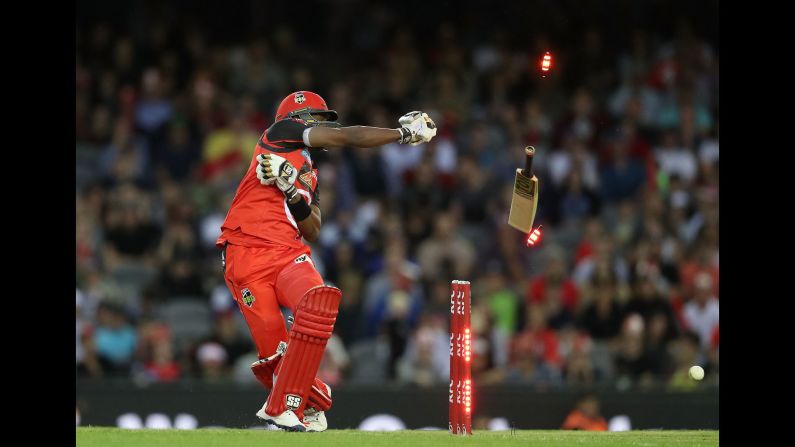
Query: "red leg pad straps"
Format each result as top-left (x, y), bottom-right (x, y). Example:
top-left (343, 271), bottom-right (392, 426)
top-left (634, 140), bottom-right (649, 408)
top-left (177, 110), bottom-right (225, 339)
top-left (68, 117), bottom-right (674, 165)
top-left (308, 377), bottom-right (332, 412)
top-left (251, 341), bottom-right (287, 389)
top-left (265, 285), bottom-right (341, 417)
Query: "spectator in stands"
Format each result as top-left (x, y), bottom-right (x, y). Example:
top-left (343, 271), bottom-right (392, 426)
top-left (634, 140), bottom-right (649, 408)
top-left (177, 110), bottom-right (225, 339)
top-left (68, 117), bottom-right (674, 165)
top-left (558, 170), bottom-right (602, 225)
top-left (543, 282), bottom-right (576, 331)
top-left (548, 134), bottom-right (600, 193)
top-left (194, 341), bottom-right (228, 382)
top-left (643, 312), bottom-right (675, 380)
top-left (654, 130), bottom-right (698, 185)
top-left (334, 269), bottom-right (366, 346)
top-left (102, 184), bottom-right (161, 270)
top-left (527, 246), bottom-right (579, 314)
top-left (559, 326), bottom-right (595, 386)
top-left (573, 235), bottom-right (630, 288)
top-left (135, 67), bottom-right (173, 145)
top-left (153, 254), bottom-right (206, 300)
top-left (561, 394), bottom-right (608, 431)
top-left (599, 132), bottom-right (647, 203)
top-left (137, 323), bottom-right (181, 382)
top-left (469, 303), bottom-right (508, 385)
top-left (93, 301), bottom-right (138, 376)
top-left (201, 312), bottom-right (253, 368)
top-left (578, 273), bottom-right (625, 341)
top-left (507, 304), bottom-right (563, 387)
top-left (416, 213), bottom-right (476, 281)
top-left (614, 314), bottom-right (655, 387)
top-left (704, 325), bottom-right (719, 383)
top-left (318, 334), bottom-right (351, 387)
top-left (99, 120), bottom-right (151, 188)
top-left (379, 290), bottom-right (418, 381)
top-left (455, 154), bottom-right (492, 239)
top-left (679, 244), bottom-right (719, 299)
top-left (396, 314), bottom-right (449, 387)
top-left (624, 274), bottom-right (680, 343)
top-left (482, 264), bottom-right (520, 336)
top-left (77, 290), bottom-right (102, 378)
top-left (553, 87), bottom-right (606, 150)
top-left (682, 273), bottom-right (719, 351)
top-left (607, 200), bottom-right (640, 249)
top-left (362, 241), bottom-right (423, 340)
top-left (157, 118), bottom-right (201, 181)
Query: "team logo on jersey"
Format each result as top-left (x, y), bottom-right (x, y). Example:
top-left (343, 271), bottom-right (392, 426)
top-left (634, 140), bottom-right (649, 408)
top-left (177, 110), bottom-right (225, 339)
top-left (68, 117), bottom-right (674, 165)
top-left (300, 171), bottom-right (314, 187)
top-left (294, 92), bottom-right (306, 104)
top-left (241, 288), bottom-right (255, 307)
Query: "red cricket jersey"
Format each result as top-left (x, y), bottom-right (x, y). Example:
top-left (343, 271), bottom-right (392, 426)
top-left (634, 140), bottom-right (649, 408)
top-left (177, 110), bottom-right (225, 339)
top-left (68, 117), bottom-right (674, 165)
top-left (217, 118), bottom-right (320, 249)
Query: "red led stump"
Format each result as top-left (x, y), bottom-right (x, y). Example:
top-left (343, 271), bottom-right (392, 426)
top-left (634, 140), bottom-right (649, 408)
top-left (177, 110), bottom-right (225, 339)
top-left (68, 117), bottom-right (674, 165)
top-left (449, 280), bottom-right (472, 435)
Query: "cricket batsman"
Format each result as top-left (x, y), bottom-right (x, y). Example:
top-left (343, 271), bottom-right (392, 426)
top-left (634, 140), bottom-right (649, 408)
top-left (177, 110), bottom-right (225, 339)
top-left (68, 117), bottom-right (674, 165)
top-left (216, 91), bottom-right (437, 431)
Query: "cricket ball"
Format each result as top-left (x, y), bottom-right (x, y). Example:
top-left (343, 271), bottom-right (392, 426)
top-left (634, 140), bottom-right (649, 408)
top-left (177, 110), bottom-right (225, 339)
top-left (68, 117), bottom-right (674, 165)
top-left (689, 365), bottom-right (705, 381)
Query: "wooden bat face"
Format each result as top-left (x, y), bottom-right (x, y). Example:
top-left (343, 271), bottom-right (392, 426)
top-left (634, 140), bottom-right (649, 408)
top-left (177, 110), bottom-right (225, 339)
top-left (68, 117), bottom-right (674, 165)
top-left (508, 168), bottom-right (539, 233)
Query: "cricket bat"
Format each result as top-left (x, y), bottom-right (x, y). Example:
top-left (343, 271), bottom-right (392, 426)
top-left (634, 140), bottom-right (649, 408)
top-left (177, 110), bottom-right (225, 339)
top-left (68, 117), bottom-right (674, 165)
top-left (508, 146), bottom-right (539, 233)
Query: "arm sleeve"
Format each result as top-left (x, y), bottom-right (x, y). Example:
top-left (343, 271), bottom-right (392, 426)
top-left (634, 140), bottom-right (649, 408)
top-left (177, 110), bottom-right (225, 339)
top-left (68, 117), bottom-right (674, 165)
top-left (265, 119), bottom-right (311, 148)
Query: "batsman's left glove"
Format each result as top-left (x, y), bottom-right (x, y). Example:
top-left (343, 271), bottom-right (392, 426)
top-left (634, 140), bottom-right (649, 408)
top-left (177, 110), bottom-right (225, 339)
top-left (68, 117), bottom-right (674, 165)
top-left (256, 153), bottom-right (300, 202)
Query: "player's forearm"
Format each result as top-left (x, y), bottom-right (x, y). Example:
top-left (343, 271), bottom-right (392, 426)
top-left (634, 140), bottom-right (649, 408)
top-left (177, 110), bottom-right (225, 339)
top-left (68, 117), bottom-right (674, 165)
top-left (294, 200), bottom-right (321, 242)
top-left (307, 112), bottom-right (435, 148)
top-left (329, 126), bottom-right (403, 148)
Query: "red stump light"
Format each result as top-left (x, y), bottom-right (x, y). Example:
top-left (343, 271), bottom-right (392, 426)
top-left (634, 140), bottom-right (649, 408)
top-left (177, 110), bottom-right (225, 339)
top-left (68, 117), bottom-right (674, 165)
top-left (541, 51), bottom-right (553, 77)
top-left (464, 328), bottom-right (471, 362)
top-left (526, 225), bottom-right (544, 247)
top-left (465, 379), bottom-right (471, 414)
top-left (450, 280), bottom-right (472, 435)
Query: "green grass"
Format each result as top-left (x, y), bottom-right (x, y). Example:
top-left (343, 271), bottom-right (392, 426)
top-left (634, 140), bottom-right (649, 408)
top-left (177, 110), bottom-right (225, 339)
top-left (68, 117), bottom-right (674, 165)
top-left (77, 427), bottom-right (718, 447)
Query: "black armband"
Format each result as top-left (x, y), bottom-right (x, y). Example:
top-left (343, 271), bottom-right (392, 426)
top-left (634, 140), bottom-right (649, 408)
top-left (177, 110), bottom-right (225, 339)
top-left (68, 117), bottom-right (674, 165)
top-left (287, 197), bottom-right (312, 221)
top-left (266, 119), bottom-right (311, 148)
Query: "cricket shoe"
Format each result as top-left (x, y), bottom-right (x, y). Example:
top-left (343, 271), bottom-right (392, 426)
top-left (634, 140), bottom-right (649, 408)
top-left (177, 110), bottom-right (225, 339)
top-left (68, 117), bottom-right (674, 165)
top-left (256, 407), bottom-right (306, 432)
top-left (303, 408), bottom-right (327, 432)
top-left (304, 381), bottom-right (331, 432)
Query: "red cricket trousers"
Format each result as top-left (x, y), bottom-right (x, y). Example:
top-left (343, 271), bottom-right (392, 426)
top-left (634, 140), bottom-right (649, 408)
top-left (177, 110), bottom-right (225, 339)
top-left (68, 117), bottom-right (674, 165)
top-left (223, 242), bottom-right (323, 359)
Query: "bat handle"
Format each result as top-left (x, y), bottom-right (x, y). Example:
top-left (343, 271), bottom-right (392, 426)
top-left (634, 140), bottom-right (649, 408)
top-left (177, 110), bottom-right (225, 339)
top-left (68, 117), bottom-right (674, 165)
top-left (523, 146), bottom-right (536, 176)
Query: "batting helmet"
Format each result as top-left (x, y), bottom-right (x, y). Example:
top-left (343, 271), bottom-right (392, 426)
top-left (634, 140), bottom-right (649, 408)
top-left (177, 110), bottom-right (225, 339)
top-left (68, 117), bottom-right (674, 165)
top-left (275, 91), bottom-right (339, 125)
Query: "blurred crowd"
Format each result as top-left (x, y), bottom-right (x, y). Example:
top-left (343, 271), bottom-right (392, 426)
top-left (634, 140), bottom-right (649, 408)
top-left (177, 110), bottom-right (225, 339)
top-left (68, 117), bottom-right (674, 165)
top-left (76, 1), bottom-right (718, 391)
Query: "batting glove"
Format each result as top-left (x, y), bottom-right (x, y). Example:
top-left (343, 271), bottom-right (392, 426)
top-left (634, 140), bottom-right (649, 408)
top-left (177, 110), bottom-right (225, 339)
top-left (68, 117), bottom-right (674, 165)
top-left (398, 111), bottom-right (437, 145)
top-left (256, 153), bottom-right (300, 201)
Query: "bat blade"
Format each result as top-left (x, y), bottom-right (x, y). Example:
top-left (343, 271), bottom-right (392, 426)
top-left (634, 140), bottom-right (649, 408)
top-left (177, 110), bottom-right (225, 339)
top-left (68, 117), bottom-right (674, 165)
top-left (508, 147), bottom-right (539, 233)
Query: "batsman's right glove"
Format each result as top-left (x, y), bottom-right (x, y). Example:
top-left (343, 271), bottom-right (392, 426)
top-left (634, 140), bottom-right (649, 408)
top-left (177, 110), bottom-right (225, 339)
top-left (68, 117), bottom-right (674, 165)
top-left (398, 111), bottom-right (437, 145)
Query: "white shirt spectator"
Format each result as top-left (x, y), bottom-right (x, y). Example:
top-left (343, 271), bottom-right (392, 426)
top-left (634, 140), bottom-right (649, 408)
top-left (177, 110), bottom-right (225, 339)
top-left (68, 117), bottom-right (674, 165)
top-left (433, 137), bottom-right (458, 175)
top-left (683, 298), bottom-right (719, 350)
top-left (699, 138), bottom-right (719, 165)
top-left (396, 322), bottom-right (450, 386)
top-left (655, 146), bottom-right (697, 183)
top-left (548, 149), bottom-right (599, 190)
top-left (382, 141), bottom-right (424, 196)
top-left (200, 213), bottom-right (225, 249)
top-left (381, 138), bottom-right (457, 196)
